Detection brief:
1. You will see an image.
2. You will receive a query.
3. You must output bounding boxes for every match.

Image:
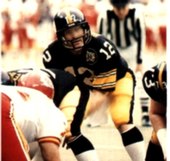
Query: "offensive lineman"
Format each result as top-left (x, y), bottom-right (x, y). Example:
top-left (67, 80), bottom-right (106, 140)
top-left (142, 61), bottom-right (167, 161)
top-left (3, 68), bottom-right (98, 161)
top-left (1, 73), bottom-right (67, 161)
top-left (42, 7), bottom-right (146, 161)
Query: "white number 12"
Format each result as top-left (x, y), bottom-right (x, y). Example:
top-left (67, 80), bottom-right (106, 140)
top-left (99, 41), bottom-right (116, 60)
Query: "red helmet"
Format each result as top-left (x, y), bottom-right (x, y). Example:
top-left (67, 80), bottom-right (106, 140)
top-left (17, 70), bottom-right (54, 99)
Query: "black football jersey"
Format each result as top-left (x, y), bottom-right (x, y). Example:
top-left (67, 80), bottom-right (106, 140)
top-left (43, 34), bottom-right (130, 91)
top-left (142, 61), bottom-right (167, 106)
top-left (7, 68), bottom-right (76, 106)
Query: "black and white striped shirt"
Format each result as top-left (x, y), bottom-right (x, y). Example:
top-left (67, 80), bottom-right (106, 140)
top-left (97, 6), bottom-right (146, 64)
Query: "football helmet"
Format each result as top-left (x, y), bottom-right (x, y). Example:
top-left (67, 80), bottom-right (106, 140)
top-left (17, 70), bottom-right (54, 99)
top-left (54, 7), bottom-right (91, 50)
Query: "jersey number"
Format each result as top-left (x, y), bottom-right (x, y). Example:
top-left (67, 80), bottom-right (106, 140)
top-left (43, 50), bottom-right (52, 62)
top-left (99, 41), bottom-right (116, 60)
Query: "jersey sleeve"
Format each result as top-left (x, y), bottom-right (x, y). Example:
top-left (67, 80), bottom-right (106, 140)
top-left (96, 10), bottom-right (109, 38)
top-left (42, 68), bottom-right (77, 106)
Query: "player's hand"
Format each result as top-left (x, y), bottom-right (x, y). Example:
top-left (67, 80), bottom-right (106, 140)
top-left (62, 136), bottom-right (70, 149)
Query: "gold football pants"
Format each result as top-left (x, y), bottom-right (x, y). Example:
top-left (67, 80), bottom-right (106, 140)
top-left (59, 71), bottom-right (135, 135)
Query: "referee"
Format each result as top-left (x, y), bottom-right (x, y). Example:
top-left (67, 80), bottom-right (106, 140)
top-left (97, 0), bottom-right (150, 127)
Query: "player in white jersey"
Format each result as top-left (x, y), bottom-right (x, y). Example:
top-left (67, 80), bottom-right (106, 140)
top-left (1, 85), bottom-right (67, 161)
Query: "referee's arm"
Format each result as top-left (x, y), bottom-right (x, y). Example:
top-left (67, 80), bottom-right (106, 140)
top-left (135, 9), bottom-right (146, 65)
top-left (97, 11), bottom-right (110, 38)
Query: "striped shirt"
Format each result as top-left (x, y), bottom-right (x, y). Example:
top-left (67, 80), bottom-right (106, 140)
top-left (97, 6), bottom-right (146, 64)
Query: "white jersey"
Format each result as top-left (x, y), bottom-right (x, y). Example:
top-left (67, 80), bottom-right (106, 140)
top-left (1, 85), bottom-right (67, 144)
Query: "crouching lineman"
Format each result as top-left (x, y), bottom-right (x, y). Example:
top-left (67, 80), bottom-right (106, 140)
top-left (142, 61), bottom-right (167, 161)
top-left (4, 68), bottom-right (100, 161)
top-left (1, 71), bottom-right (67, 161)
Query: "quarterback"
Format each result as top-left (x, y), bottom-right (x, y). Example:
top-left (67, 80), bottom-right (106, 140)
top-left (42, 7), bottom-right (146, 161)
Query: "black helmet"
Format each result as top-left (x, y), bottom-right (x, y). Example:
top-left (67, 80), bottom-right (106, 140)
top-left (110, 0), bottom-right (130, 8)
top-left (54, 7), bottom-right (91, 50)
top-left (1, 70), bottom-right (14, 85)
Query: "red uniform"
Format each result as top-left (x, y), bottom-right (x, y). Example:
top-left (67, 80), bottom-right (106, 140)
top-left (1, 85), bottom-right (67, 161)
top-left (2, 92), bottom-right (30, 161)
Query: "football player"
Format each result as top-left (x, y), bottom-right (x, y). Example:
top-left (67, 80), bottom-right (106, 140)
top-left (142, 61), bottom-right (167, 161)
top-left (1, 75), bottom-right (67, 161)
top-left (3, 68), bottom-right (99, 161)
top-left (42, 7), bottom-right (146, 161)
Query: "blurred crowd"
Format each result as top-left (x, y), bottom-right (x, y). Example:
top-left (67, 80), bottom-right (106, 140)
top-left (1, 0), bottom-right (167, 58)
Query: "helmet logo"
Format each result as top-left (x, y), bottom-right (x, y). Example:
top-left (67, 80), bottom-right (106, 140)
top-left (8, 71), bottom-right (22, 85)
top-left (57, 10), bottom-right (75, 24)
top-left (66, 11), bottom-right (74, 24)
top-left (65, 10), bottom-right (81, 25)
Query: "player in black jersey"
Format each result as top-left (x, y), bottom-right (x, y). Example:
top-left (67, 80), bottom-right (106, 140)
top-left (142, 61), bottom-right (167, 161)
top-left (42, 7), bottom-right (146, 161)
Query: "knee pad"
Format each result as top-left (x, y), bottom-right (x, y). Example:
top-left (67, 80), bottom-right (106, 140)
top-left (121, 127), bottom-right (144, 146)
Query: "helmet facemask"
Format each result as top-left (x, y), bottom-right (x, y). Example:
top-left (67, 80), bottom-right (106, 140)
top-left (61, 23), bottom-right (91, 54)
